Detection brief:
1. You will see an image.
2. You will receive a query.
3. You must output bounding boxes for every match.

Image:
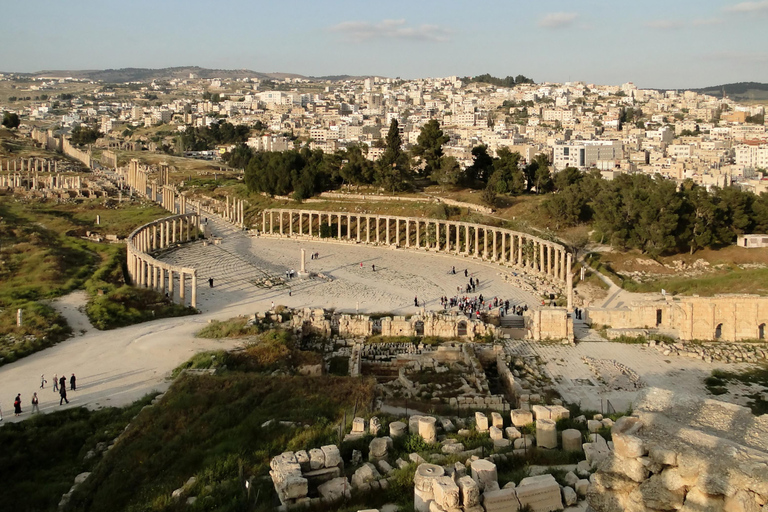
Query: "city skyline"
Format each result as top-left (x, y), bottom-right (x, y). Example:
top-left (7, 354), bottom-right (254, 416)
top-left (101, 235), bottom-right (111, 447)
top-left (2, 0), bottom-right (768, 89)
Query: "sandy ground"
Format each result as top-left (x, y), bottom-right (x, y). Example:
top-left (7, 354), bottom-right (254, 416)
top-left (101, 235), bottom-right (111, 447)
top-left (0, 216), bottom-right (541, 423)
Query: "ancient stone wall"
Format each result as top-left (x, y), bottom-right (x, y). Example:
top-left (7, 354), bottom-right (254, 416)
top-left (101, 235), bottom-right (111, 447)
top-left (587, 295), bottom-right (768, 342)
top-left (525, 307), bottom-right (574, 342)
top-left (587, 388), bottom-right (768, 512)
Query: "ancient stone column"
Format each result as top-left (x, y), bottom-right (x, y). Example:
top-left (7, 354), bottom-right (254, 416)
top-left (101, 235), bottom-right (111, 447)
top-left (356, 215), bottom-right (361, 241)
top-left (366, 217), bottom-right (371, 243)
top-left (376, 217), bottom-right (380, 244)
top-left (405, 219), bottom-right (410, 247)
top-left (567, 253), bottom-right (573, 308)
top-left (337, 214), bottom-right (342, 238)
top-left (385, 217), bottom-right (390, 245)
top-left (501, 233), bottom-right (507, 264)
top-left (179, 272), bottom-right (186, 305)
top-left (168, 269), bottom-right (174, 299)
top-left (518, 236), bottom-right (524, 269)
top-left (191, 272), bottom-right (197, 309)
top-left (415, 220), bottom-right (421, 248)
top-left (492, 230), bottom-right (498, 261)
top-left (279, 211), bottom-right (284, 235)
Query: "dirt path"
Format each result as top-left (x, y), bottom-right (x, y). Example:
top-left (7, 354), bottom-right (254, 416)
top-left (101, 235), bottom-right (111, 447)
top-left (49, 290), bottom-right (93, 336)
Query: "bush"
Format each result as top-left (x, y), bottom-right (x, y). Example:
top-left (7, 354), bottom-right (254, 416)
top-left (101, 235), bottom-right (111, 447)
top-left (86, 285), bottom-right (196, 330)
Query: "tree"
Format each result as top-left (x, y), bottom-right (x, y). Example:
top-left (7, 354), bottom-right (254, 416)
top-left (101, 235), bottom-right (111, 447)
top-left (432, 156), bottom-right (463, 188)
top-left (2, 111), bottom-right (20, 129)
top-left (339, 144), bottom-right (375, 185)
top-left (69, 125), bottom-right (102, 145)
top-left (412, 119), bottom-right (449, 178)
top-left (466, 145), bottom-right (495, 185)
top-left (488, 148), bottom-right (525, 195)
top-left (526, 153), bottom-right (553, 194)
top-left (553, 167), bottom-right (582, 191)
top-left (375, 119), bottom-right (411, 192)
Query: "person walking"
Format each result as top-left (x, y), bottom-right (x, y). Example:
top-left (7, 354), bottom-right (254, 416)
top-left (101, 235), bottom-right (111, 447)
top-left (464, 269), bottom-right (468, 277)
top-left (208, 277), bottom-right (214, 288)
top-left (372, 264), bottom-right (376, 271)
top-left (53, 373), bottom-right (58, 392)
top-left (40, 374), bottom-right (47, 389)
top-left (14, 394), bottom-right (22, 416)
top-left (31, 392), bottom-right (39, 414)
top-left (59, 375), bottom-right (66, 392)
top-left (59, 386), bottom-right (69, 405)
top-left (70, 373), bottom-right (77, 391)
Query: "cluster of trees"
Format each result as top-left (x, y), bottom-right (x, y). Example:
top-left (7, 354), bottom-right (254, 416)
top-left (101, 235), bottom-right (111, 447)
top-left (461, 74), bottom-right (534, 87)
top-left (542, 170), bottom-right (768, 256)
top-left (240, 120), bottom-right (412, 199)
top-left (69, 125), bottom-right (102, 145)
top-left (2, 112), bottom-right (20, 129)
top-left (177, 122), bottom-right (250, 152)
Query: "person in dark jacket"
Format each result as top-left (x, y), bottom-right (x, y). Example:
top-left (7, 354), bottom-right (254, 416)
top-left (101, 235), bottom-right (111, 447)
top-left (70, 373), bottom-right (76, 391)
top-left (59, 375), bottom-right (66, 392)
top-left (14, 394), bottom-right (22, 416)
top-left (59, 386), bottom-right (69, 405)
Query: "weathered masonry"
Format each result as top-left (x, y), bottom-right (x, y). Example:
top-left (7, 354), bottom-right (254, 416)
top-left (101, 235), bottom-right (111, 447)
top-left (126, 213), bottom-right (201, 308)
top-left (260, 208), bottom-right (573, 305)
top-left (587, 295), bottom-right (768, 342)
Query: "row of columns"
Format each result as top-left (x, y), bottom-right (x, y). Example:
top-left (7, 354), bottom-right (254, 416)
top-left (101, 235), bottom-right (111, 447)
top-left (126, 213), bottom-right (201, 308)
top-left (0, 173), bottom-right (83, 190)
top-left (261, 209), bottom-right (570, 282)
top-left (0, 158), bottom-right (60, 173)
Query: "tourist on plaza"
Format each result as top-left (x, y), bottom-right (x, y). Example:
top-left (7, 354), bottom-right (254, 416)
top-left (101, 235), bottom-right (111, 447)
top-left (31, 392), bottom-right (39, 414)
top-left (59, 386), bottom-right (69, 405)
top-left (372, 264), bottom-right (376, 271)
top-left (40, 374), bottom-right (47, 389)
top-left (451, 266), bottom-right (456, 274)
top-left (414, 296), bottom-right (419, 307)
top-left (70, 373), bottom-right (77, 391)
top-left (59, 375), bottom-right (66, 392)
top-left (464, 269), bottom-right (468, 277)
top-left (53, 373), bottom-right (58, 392)
top-left (14, 394), bottom-right (22, 416)
top-left (209, 277), bottom-right (214, 288)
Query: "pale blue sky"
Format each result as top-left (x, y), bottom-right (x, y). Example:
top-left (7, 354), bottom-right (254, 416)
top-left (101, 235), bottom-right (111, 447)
top-left (1, 0), bottom-right (767, 88)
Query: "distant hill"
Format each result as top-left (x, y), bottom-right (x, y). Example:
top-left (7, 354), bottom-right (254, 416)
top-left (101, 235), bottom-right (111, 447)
top-left (13, 66), bottom-right (308, 83)
top-left (687, 82), bottom-right (768, 102)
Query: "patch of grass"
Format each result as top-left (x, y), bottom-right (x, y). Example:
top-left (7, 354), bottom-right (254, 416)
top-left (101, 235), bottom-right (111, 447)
top-left (328, 356), bottom-right (349, 376)
top-left (0, 300), bottom-right (72, 365)
top-left (65, 371), bottom-right (375, 512)
top-left (0, 393), bottom-right (157, 512)
top-left (197, 316), bottom-right (264, 338)
top-left (170, 349), bottom-right (229, 379)
top-left (86, 285), bottom-right (196, 330)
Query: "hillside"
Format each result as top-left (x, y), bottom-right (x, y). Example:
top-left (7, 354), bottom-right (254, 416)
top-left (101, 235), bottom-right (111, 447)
top-left (11, 66), bottom-right (307, 83)
top-left (688, 81), bottom-right (768, 102)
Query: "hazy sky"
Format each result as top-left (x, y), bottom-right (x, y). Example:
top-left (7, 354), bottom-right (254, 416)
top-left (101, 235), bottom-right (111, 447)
top-left (2, 0), bottom-right (767, 88)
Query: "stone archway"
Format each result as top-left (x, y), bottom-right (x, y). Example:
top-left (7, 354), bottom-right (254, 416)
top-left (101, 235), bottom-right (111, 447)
top-left (759, 323), bottom-right (765, 340)
top-left (414, 320), bottom-right (424, 336)
top-left (457, 321), bottom-right (467, 337)
top-left (715, 323), bottom-right (723, 340)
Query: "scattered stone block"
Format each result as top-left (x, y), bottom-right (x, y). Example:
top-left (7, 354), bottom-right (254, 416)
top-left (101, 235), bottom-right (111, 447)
top-left (535, 419), bottom-right (557, 449)
top-left (562, 486), bottom-right (578, 507)
top-left (587, 420), bottom-right (602, 433)
top-left (352, 417), bottom-right (366, 433)
top-left (369, 437), bottom-right (390, 461)
top-left (516, 474), bottom-right (563, 512)
top-left (575, 479), bottom-right (590, 496)
top-left (369, 416), bottom-right (381, 436)
top-left (489, 426), bottom-right (504, 441)
top-left (409, 453), bottom-right (426, 464)
top-left (317, 477), bottom-right (351, 501)
top-left (389, 421), bottom-right (407, 438)
top-left (321, 445), bottom-right (342, 468)
top-left (414, 464), bottom-right (445, 512)
top-left (505, 427), bottom-right (522, 440)
top-left (351, 463), bottom-right (380, 488)
top-left (309, 448), bottom-right (325, 470)
top-left (493, 438), bottom-right (512, 448)
top-left (483, 487), bottom-right (520, 511)
top-left (510, 409), bottom-right (533, 427)
top-left (419, 416), bottom-right (438, 443)
top-left (561, 429), bottom-right (583, 452)
top-left (440, 418), bottom-right (456, 433)
top-left (491, 412), bottom-right (504, 429)
top-left (470, 459), bottom-right (497, 490)
top-left (377, 460), bottom-right (393, 475)
top-left (432, 476), bottom-right (460, 510)
top-left (475, 412), bottom-right (489, 432)
top-left (457, 475), bottom-right (480, 508)
top-left (531, 405), bottom-right (551, 420)
top-left (549, 405), bottom-right (570, 421)
top-left (613, 433), bottom-right (646, 459)
top-left (295, 450), bottom-right (310, 472)
top-left (564, 471), bottom-right (579, 487)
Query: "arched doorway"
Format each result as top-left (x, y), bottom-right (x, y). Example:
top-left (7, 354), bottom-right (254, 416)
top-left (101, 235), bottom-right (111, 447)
top-left (715, 323), bottom-right (723, 340)
top-left (414, 321), bottom-right (424, 336)
top-left (759, 324), bottom-right (765, 340)
top-left (457, 321), bottom-right (467, 337)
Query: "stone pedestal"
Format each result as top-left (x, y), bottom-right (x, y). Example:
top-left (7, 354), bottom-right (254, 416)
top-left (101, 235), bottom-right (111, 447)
top-left (536, 419), bottom-right (558, 449)
top-left (470, 459), bottom-right (497, 490)
top-left (389, 421), bottom-right (407, 438)
top-left (414, 464), bottom-right (445, 512)
top-left (562, 429), bottom-right (583, 452)
top-left (510, 409), bottom-right (533, 427)
top-left (418, 416), bottom-right (437, 443)
top-left (475, 412), bottom-right (489, 432)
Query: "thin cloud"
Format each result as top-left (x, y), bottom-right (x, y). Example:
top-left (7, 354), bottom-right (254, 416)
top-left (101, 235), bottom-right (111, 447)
top-left (538, 12), bottom-right (579, 29)
top-left (328, 19), bottom-right (452, 42)
top-left (705, 51), bottom-right (768, 63)
top-left (646, 19), bottom-right (685, 30)
top-left (724, 0), bottom-right (768, 12)
top-left (692, 17), bottom-right (724, 26)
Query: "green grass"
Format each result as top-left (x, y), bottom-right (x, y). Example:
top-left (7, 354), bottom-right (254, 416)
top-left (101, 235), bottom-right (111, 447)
top-left (65, 371), bottom-right (376, 512)
top-left (623, 267), bottom-right (768, 296)
top-left (0, 300), bottom-right (72, 365)
top-left (0, 394), bottom-right (158, 512)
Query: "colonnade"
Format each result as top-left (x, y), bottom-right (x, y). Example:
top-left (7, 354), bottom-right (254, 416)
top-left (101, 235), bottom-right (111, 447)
top-left (0, 173), bottom-right (83, 190)
top-left (260, 209), bottom-right (572, 291)
top-left (0, 158), bottom-right (59, 173)
top-left (126, 213), bottom-right (201, 308)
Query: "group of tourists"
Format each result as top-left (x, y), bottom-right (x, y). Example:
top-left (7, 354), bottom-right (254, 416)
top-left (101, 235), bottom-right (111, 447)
top-left (0, 372), bottom-right (77, 421)
top-left (439, 294), bottom-right (523, 319)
